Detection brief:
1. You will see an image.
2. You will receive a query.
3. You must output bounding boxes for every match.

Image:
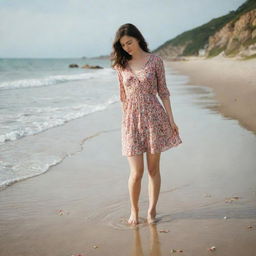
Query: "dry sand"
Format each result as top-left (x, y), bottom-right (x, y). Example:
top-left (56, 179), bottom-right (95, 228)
top-left (166, 56), bottom-right (256, 134)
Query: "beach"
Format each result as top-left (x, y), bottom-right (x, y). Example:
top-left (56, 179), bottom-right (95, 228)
top-left (166, 56), bottom-right (256, 134)
top-left (0, 58), bottom-right (256, 256)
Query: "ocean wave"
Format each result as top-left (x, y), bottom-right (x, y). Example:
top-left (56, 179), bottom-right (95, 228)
top-left (0, 69), bottom-right (114, 90)
top-left (0, 156), bottom-right (64, 191)
top-left (0, 97), bottom-right (118, 144)
top-left (0, 129), bottom-right (105, 191)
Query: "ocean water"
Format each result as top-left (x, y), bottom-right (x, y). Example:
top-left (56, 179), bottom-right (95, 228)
top-left (0, 58), bottom-right (118, 189)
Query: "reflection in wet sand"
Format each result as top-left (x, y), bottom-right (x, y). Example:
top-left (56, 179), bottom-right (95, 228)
top-left (130, 224), bottom-right (161, 256)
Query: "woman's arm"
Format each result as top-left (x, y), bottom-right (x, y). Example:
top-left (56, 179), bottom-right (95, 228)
top-left (162, 97), bottom-right (180, 134)
top-left (161, 98), bottom-right (175, 124)
top-left (156, 56), bottom-right (180, 134)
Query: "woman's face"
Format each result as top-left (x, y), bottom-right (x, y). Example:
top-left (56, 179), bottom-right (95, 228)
top-left (120, 35), bottom-right (139, 55)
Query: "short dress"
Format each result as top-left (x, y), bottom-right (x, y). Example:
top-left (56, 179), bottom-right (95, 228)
top-left (114, 53), bottom-right (182, 156)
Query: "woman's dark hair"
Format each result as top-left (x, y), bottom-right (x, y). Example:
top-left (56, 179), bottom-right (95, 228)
top-left (110, 23), bottom-right (150, 70)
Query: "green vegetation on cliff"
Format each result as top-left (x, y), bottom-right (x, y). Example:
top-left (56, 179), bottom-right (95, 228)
top-left (154, 0), bottom-right (256, 56)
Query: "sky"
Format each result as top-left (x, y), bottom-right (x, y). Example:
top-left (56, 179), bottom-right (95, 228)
top-left (0, 0), bottom-right (246, 58)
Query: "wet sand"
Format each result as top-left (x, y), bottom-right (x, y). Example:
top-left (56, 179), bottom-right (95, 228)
top-left (0, 65), bottom-right (256, 256)
top-left (166, 56), bottom-right (256, 134)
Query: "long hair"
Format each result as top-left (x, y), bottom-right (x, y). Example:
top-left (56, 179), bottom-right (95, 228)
top-left (110, 23), bottom-right (150, 70)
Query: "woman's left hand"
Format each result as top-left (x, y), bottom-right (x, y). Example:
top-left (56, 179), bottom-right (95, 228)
top-left (170, 121), bottom-right (179, 135)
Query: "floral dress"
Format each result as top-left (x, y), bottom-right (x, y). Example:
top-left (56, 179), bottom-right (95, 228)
top-left (115, 53), bottom-right (182, 156)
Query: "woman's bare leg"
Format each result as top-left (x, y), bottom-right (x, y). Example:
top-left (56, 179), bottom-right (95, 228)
top-left (146, 151), bottom-right (161, 224)
top-left (127, 153), bottom-right (144, 225)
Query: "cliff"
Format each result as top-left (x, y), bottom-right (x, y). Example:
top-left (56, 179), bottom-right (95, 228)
top-left (206, 9), bottom-right (256, 58)
top-left (153, 0), bottom-right (256, 59)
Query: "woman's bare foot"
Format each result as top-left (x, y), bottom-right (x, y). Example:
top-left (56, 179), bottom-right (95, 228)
top-left (147, 208), bottom-right (156, 224)
top-left (128, 209), bottom-right (139, 225)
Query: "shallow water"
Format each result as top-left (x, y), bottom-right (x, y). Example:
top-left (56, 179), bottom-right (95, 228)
top-left (0, 58), bottom-right (116, 189)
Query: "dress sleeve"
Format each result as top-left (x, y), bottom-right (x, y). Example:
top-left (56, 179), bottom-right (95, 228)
top-left (156, 56), bottom-right (170, 100)
top-left (116, 68), bottom-right (126, 103)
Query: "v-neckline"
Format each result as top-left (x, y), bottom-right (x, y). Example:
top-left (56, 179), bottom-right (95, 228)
top-left (127, 54), bottom-right (153, 79)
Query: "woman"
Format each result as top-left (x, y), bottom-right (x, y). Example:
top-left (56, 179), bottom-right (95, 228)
top-left (111, 23), bottom-right (182, 225)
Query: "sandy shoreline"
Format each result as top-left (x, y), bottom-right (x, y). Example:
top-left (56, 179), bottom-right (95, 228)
top-left (166, 56), bottom-right (256, 134)
top-left (0, 65), bottom-right (256, 255)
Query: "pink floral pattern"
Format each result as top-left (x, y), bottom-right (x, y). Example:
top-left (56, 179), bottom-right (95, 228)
top-left (115, 54), bottom-right (182, 156)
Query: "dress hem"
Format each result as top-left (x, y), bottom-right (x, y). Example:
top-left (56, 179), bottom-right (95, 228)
top-left (121, 139), bottom-right (182, 157)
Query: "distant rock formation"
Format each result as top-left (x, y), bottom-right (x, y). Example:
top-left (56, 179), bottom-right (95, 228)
top-left (206, 9), bottom-right (256, 58)
top-left (69, 64), bottom-right (103, 69)
top-left (154, 43), bottom-right (189, 59)
top-left (81, 64), bottom-right (103, 69)
top-left (69, 64), bottom-right (79, 68)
